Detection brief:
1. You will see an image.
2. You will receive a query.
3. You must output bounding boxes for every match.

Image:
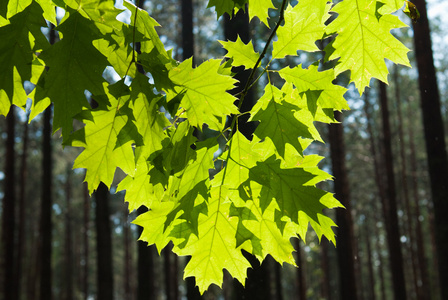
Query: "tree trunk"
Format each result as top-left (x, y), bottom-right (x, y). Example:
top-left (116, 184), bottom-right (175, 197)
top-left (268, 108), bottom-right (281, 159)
top-left (363, 88), bottom-right (388, 300)
top-left (294, 239), bottom-right (307, 300)
top-left (181, 0), bottom-right (194, 60)
top-left (274, 261), bottom-right (283, 300)
top-left (164, 244), bottom-right (179, 300)
top-left (328, 111), bottom-right (358, 300)
top-left (123, 205), bottom-right (132, 300)
top-left (40, 105), bottom-right (53, 300)
top-left (319, 239), bottom-right (332, 300)
top-left (393, 68), bottom-right (421, 299)
top-left (411, 1), bottom-right (448, 299)
top-left (363, 223), bottom-right (376, 300)
top-left (16, 113), bottom-right (29, 300)
top-left (95, 182), bottom-right (114, 300)
top-left (63, 167), bottom-right (74, 300)
top-left (137, 207), bottom-right (156, 300)
top-left (82, 182), bottom-right (90, 300)
top-left (1, 107), bottom-right (17, 300)
top-left (378, 82), bottom-right (407, 300)
top-left (406, 97), bottom-right (432, 300)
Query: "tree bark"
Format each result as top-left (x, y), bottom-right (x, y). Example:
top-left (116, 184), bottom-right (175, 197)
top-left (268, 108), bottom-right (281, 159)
top-left (319, 239), bottom-right (332, 300)
top-left (16, 113), bottom-right (29, 300)
top-left (137, 207), bottom-right (156, 300)
top-left (95, 182), bottom-right (114, 300)
top-left (378, 82), bottom-right (407, 300)
top-left (411, 1), bottom-right (448, 299)
top-left (406, 97), bottom-right (432, 300)
top-left (363, 223), bottom-right (376, 300)
top-left (82, 182), bottom-right (90, 300)
top-left (294, 239), bottom-right (307, 300)
top-left (40, 105), bottom-right (53, 300)
top-left (328, 111), bottom-right (358, 300)
top-left (123, 205), bottom-right (132, 300)
top-left (1, 107), bottom-right (17, 300)
top-left (181, 0), bottom-right (194, 60)
top-left (274, 261), bottom-right (283, 300)
top-left (363, 88), bottom-right (388, 300)
top-left (63, 167), bottom-right (74, 300)
top-left (164, 244), bottom-right (179, 300)
top-left (393, 68), bottom-right (421, 299)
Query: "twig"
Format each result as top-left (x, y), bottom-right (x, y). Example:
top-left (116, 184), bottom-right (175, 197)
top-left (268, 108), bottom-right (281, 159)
top-left (237, 0), bottom-right (288, 110)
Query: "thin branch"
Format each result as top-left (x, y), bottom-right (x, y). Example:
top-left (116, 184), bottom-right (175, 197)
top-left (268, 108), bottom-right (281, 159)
top-left (226, 0), bottom-right (288, 140)
top-left (237, 0), bottom-right (288, 110)
top-left (124, 0), bottom-right (141, 78)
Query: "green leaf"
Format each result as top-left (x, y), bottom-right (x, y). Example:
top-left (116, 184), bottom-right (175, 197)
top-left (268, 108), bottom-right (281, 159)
top-left (212, 131), bottom-right (261, 194)
top-left (6, 0), bottom-right (32, 19)
top-left (278, 64), bottom-right (349, 111)
top-left (175, 188), bottom-right (251, 293)
top-left (65, 0), bottom-right (124, 34)
top-left (130, 72), bottom-right (171, 162)
top-left (272, 0), bottom-right (330, 59)
top-left (219, 36), bottom-right (260, 70)
top-left (242, 155), bottom-right (342, 243)
top-left (133, 200), bottom-right (177, 253)
top-left (249, 0), bottom-right (275, 27)
top-left (73, 82), bottom-right (137, 193)
top-left (0, 2), bottom-right (48, 115)
top-left (123, 1), bottom-right (169, 59)
top-left (33, 9), bottom-right (108, 138)
top-left (35, 0), bottom-right (57, 25)
top-left (169, 58), bottom-right (239, 131)
top-left (207, 0), bottom-right (238, 18)
top-left (325, 0), bottom-right (410, 92)
top-left (249, 84), bottom-right (315, 157)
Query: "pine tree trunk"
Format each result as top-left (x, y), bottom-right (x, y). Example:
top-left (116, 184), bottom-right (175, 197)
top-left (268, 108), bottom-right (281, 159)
top-left (123, 206), bottom-right (132, 300)
top-left (411, 1), bottom-right (448, 298)
top-left (40, 105), bottom-right (53, 300)
top-left (363, 88), bottom-right (389, 300)
top-left (16, 114), bottom-right (29, 300)
top-left (274, 262), bottom-right (283, 300)
top-left (328, 111), bottom-right (358, 300)
top-left (95, 182), bottom-right (114, 300)
top-left (181, 0), bottom-right (194, 60)
top-left (393, 69), bottom-right (421, 299)
top-left (319, 240), bottom-right (332, 300)
top-left (363, 224), bottom-right (376, 300)
top-left (63, 167), bottom-right (74, 300)
top-left (82, 182), bottom-right (90, 300)
top-left (137, 207), bottom-right (156, 300)
top-left (1, 107), bottom-right (17, 300)
top-left (164, 244), bottom-right (179, 300)
top-left (294, 239), bottom-right (307, 300)
top-left (406, 98), bottom-right (432, 300)
top-left (378, 82), bottom-right (407, 300)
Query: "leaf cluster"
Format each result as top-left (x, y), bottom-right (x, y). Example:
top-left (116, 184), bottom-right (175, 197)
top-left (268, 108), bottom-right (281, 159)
top-left (0, 0), bottom-right (410, 293)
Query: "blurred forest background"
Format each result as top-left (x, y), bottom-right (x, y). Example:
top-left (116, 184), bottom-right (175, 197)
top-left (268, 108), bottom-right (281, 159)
top-left (1, 0), bottom-right (448, 299)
